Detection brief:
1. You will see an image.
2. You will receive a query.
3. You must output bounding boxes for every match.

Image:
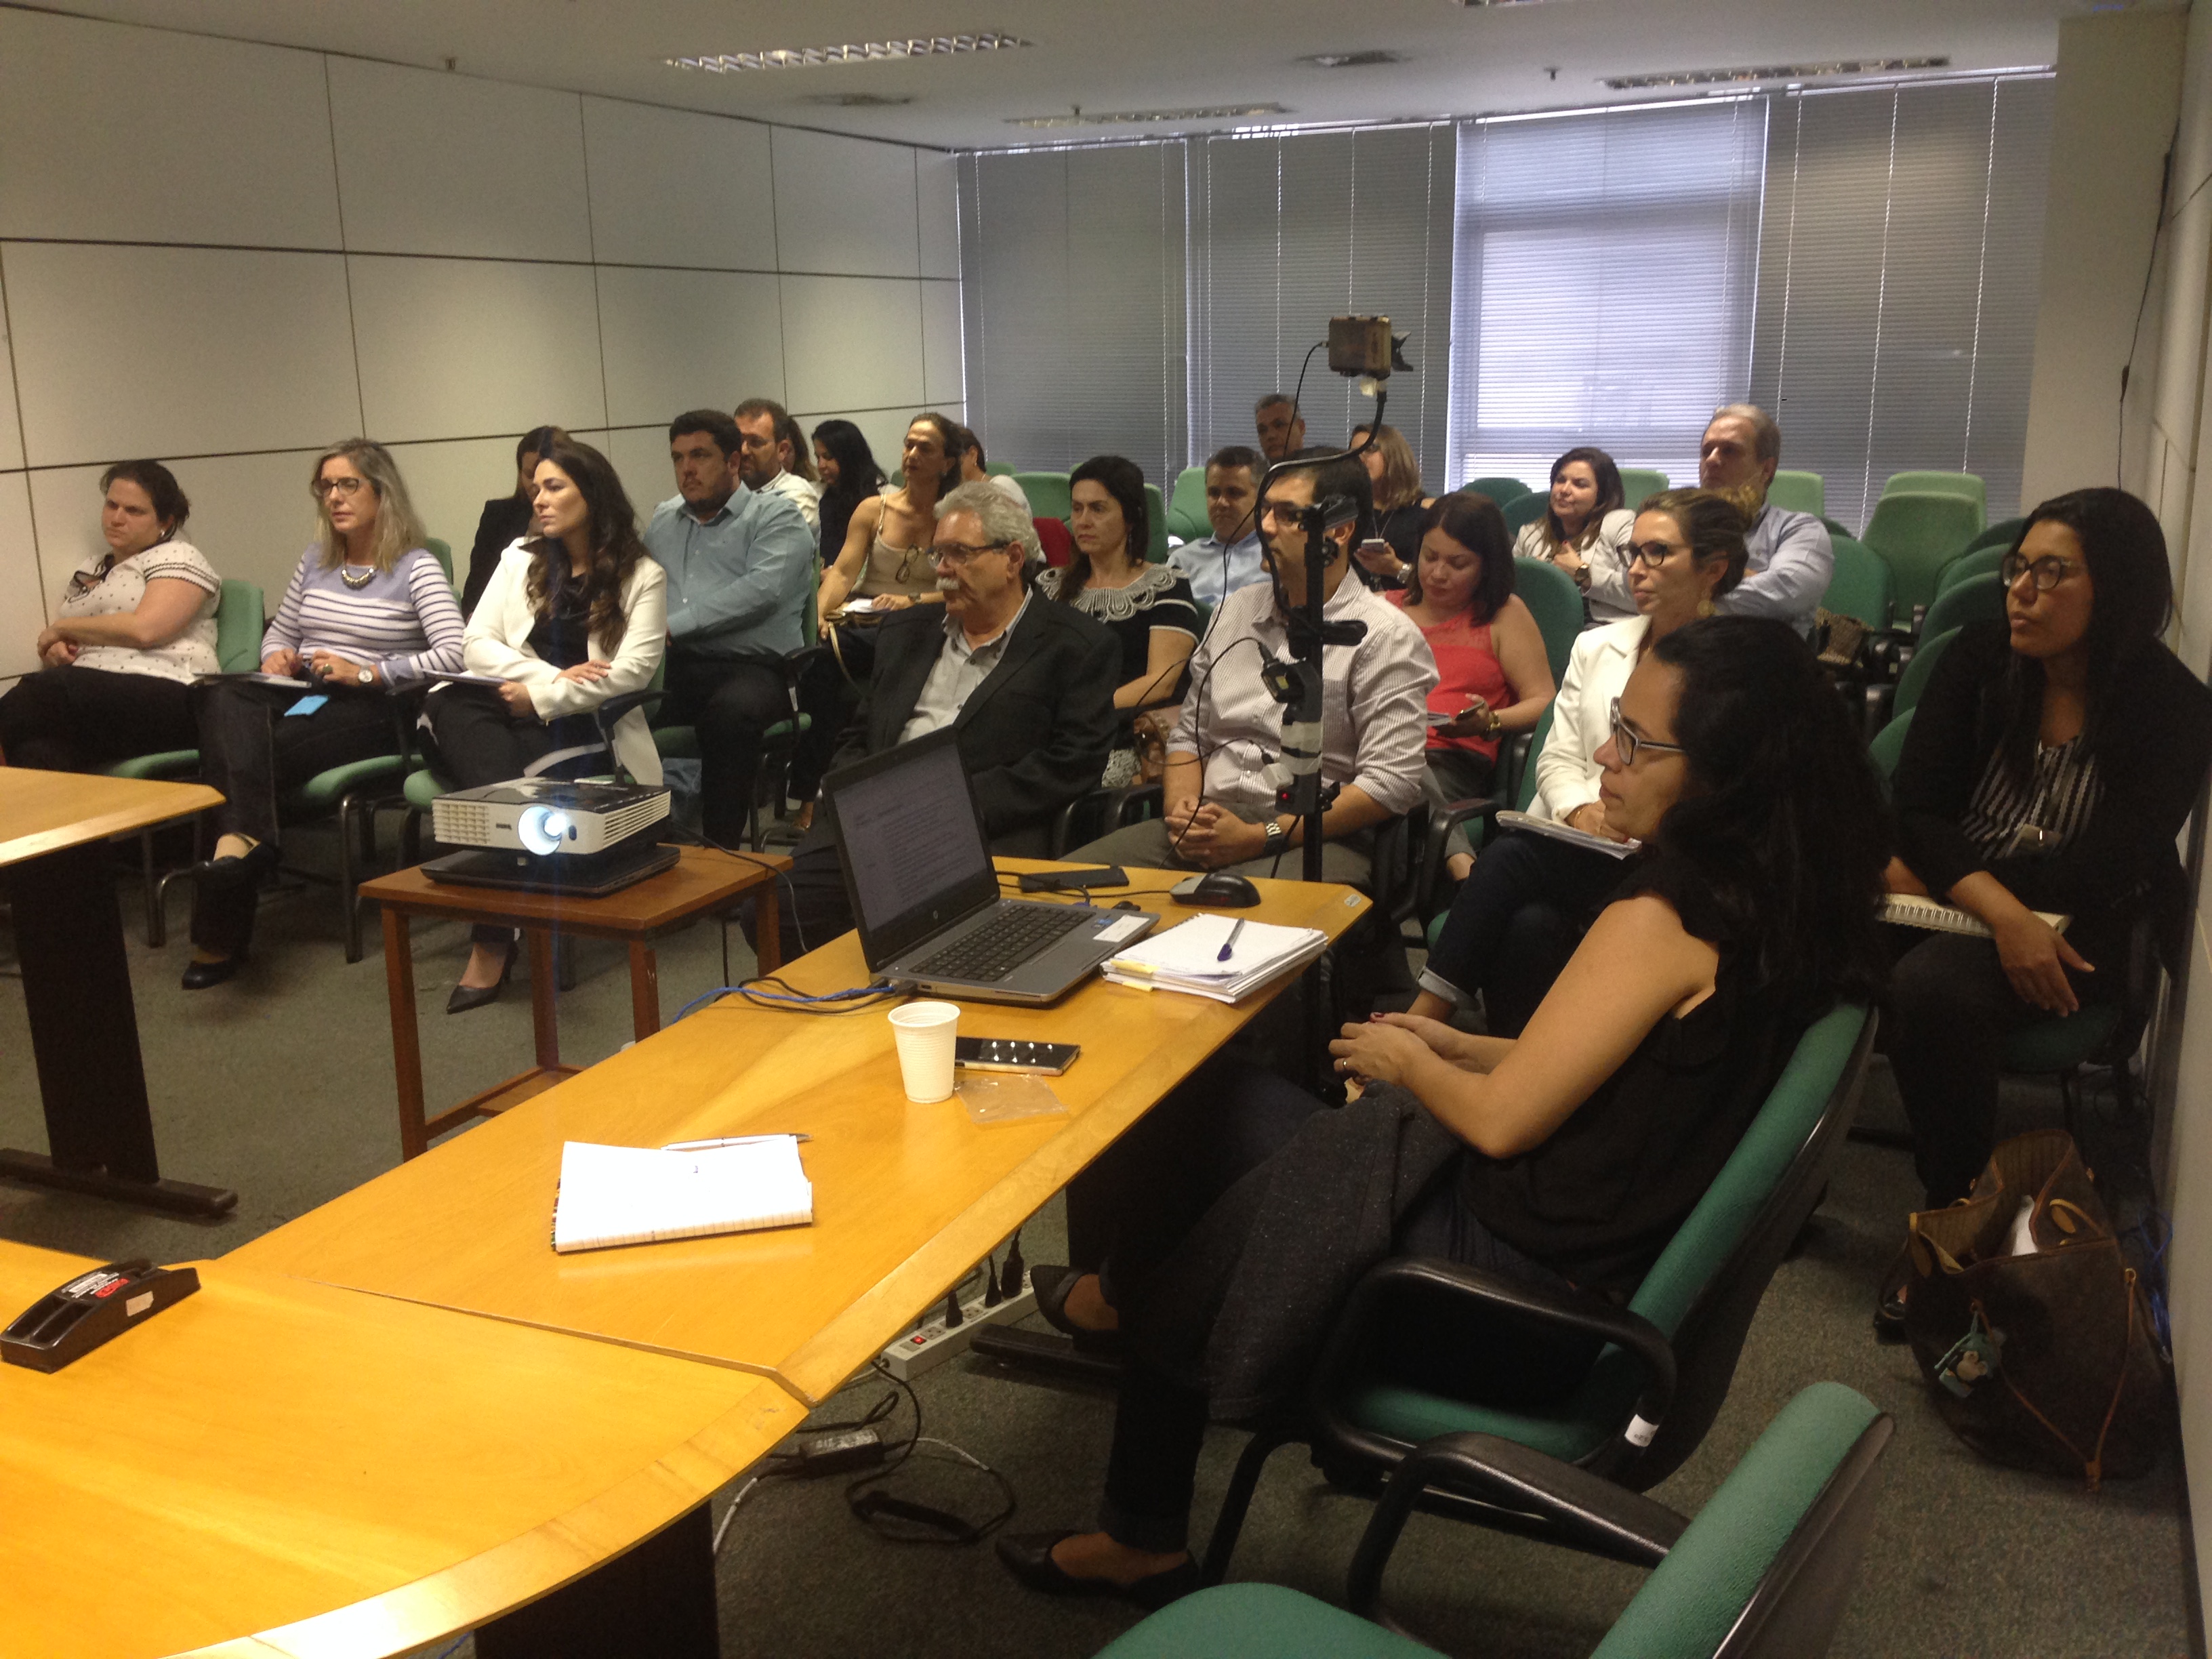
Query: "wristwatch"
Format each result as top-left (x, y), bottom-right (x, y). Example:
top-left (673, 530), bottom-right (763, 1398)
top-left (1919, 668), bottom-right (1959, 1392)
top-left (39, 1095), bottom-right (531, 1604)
top-left (356, 665), bottom-right (375, 686)
top-left (1263, 819), bottom-right (1288, 856)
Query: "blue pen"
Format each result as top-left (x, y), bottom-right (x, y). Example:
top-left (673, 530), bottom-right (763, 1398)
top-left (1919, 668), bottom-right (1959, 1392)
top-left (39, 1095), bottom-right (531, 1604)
top-left (1217, 918), bottom-right (1246, 963)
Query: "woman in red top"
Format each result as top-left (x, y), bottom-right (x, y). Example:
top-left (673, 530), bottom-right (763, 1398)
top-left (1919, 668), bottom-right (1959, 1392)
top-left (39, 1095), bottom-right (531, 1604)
top-left (1391, 492), bottom-right (1555, 882)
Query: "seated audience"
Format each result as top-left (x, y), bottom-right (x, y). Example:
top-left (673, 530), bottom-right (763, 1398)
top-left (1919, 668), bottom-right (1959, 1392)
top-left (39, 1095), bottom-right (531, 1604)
top-left (1253, 392), bottom-right (1305, 463)
top-left (1698, 403), bottom-right (1830, 636)
top-left (1347, 422), bottom-right (1436, 588)
top-left (735, 397), bottom-right (822, 538)
top-left (811, 418), bottom-right (888, 573)
top-left (751, 481), bottom-right (1119, 963)
top-left (1000, 615), bottom-right (1888, 1609)
top-left (1041, 455), bottom-right (1200, 785)
top-left (1511, 445), bottom-right (1637, 623)
top-left (462, 426), bottom-right (562, 615)
top-left (428, 438), bottom-right (667, 1012)
top-left (0, 460), bottom-right (218, 771)
top-left (1410, 489), bottom-right (1748, 1033)
top-left (1389, 493), bottom-right (1555, 882)
top-left (1177, 445), bottom-right (1267, 610)
top-left (1879, 489), bottom-right (2212, 1332)
top-left (954, 424), bottom-right (1031, 510)
top-left (1065, 451), bottom-right (1433, 890)
top-left (643, 411), bottom-right (815, 850)
top-left (182, 441), bottom-right (463, 988)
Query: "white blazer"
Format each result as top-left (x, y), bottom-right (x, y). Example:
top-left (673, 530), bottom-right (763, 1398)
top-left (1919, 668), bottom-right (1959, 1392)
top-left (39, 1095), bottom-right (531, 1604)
top-left (462, 541), bottom-right (669, 785)
top-left (1531, 614), bottom-right (1648, 822)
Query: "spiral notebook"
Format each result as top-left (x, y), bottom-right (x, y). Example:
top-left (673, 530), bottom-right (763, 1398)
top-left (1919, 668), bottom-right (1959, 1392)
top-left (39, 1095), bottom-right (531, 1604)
top-left (551, 1136), bottom-right (813, 1254)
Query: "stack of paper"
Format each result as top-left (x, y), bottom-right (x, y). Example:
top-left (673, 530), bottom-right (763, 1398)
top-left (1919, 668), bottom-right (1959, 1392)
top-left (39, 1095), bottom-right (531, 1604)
top-left (551, 1136), bottom-right (813, 1254)
top-left (1103, 915), bottom-right (1328, 1004)
top-left (1881, 893), bottom-right (2070, 939)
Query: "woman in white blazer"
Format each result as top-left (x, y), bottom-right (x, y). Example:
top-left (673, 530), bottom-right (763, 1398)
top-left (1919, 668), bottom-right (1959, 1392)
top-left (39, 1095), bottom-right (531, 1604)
top-left (429, 436), bottom-right (668, 1012)
top-left (1410, 489), bottom-right (1748, 1029)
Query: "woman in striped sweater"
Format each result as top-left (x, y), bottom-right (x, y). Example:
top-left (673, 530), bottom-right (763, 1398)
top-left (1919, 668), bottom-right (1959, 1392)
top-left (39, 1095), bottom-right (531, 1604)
top-left (182, 439), bottom-right (464, 989)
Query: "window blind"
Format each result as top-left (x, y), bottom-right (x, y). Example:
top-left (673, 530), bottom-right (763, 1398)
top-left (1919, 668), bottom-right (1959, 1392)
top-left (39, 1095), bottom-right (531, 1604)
top-left (1447, 99), bottom-right (1768, 496)
top-left (1748, 76), bottom-right (2053, 531)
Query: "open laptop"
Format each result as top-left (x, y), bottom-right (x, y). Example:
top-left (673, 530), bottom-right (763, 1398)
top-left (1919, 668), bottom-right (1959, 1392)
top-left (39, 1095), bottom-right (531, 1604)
top-left (822, 728), bottom-right (1155, 1004)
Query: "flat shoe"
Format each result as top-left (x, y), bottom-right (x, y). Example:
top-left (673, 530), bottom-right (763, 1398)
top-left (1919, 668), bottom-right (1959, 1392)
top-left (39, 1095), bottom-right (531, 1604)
top-left (180, 954), bottom-right (241, 991)
top-left (994, 1532), bottom-right (1198, 1611)
top-left (192, 840), bottom-right (279, 891)
top-left (1873, 1240), bottom-right (1914, 1343)
top-left (1030, 1264), bottom-right (1124, 1353)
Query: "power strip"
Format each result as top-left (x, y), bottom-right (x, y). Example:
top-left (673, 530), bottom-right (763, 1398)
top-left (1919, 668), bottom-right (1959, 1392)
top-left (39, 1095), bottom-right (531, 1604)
top-left (879, 1273), bottom-right (1038, 1380)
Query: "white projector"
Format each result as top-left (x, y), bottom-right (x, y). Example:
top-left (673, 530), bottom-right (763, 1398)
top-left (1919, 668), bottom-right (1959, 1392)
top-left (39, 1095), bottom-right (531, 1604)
top-left (431, 777), bottom-right (670, 857)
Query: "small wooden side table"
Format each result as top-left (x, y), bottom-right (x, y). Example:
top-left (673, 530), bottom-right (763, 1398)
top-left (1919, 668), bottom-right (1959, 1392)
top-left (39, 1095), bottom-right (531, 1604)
top-left (358, 845), bottom-right (789, 1159)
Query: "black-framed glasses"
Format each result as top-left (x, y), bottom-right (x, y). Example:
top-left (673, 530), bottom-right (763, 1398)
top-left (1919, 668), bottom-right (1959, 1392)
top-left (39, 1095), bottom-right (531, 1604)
top-left (930, 539), bottom-right (1012, 566)
top-left (1999, 552), bottom-right (2083, 592)
top-left (1608, 697), bottom-right (1688, 766)
top-left (1626, 539), bottom-right (1688, 569)
top-left (312, 476), bottom-right (369, 499)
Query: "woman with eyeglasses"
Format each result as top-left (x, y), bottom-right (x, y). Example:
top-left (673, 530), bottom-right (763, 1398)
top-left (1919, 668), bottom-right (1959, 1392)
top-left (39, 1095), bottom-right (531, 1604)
top-left (1511, 445), bottom-right (1637, 623)
top-left (0, 459), bottom-right (220, 773)
top-left (1000, 615), bottom-right (1888, 1610)
top-left (1405, 489), bottom-right (1749, 1033)
top-left (179, 440), bottom-right (464, 989)
top-left (1875, 488), bottom-right (2212, 1332)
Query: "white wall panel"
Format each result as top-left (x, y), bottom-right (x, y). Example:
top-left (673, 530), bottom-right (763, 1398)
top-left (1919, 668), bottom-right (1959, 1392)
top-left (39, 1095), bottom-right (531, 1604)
top-left (771, 129), bottom-right (920, 277)
top-left (329, 59), bottom-right (590, 263)
top-left (0, 10), bottom-right (342, 251)
top-left (599, 426), bottom-right (682, 521)
top-left (582, 99), bottom-right (777, 272)
top-left (349, 255), bottom-right (605, 442)
top-left (921, 282), bottom-right (965, 407)
top-left (779, 276), bottom-right (924, 416)
top-left (917, 151), bottom-right (961, 279)
top-left (5, 243), bottom-right (359, 468)
top-left (0, 282), bottom-right (24, 471)
top-left (0, 473), bottom-right (45, 680)
top-left (596, 266), bottom-right (785, 428)
top-left (384, 436), bottom-right (529, 572)
top-left (29, 450), bottom-right (323, 613)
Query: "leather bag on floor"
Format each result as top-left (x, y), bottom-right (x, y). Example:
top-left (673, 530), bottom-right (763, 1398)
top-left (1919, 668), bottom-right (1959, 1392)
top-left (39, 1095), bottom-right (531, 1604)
top-left (1903, 1128), bottom-right (2169, 1488)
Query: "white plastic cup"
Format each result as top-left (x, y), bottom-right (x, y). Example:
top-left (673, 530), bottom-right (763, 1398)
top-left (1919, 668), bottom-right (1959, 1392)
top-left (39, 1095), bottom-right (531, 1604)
top-left (889, 1001), bottom-right (961, 1103)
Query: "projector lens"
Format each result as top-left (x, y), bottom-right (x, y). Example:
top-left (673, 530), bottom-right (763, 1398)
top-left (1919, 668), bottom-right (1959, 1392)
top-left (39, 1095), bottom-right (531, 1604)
top-left (518, 805), bottom-right (571, 856)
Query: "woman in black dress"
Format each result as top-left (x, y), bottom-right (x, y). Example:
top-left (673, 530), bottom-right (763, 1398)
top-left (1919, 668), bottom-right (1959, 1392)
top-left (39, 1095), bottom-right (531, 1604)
top-left (460, 426), bottom-right (564, 617)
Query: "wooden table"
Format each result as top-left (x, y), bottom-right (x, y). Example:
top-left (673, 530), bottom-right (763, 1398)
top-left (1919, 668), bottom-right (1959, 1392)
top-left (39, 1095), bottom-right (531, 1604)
top-left (359, 845), bottom-right (789, 1160)
top-left (233, 863), bottom-right (1370, 1404)
top-left (0, 768), bottom-right (235, 1216)
top-left (0, 1239), bottom-right (804, 1659)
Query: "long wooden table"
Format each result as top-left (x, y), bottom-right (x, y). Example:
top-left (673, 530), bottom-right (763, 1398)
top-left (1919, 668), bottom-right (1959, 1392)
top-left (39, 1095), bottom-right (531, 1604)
top-left (0, 768), bottom-right (234, 1215)
top-left (233, 863), bottom-right (1370, 1404)
top-left (0, 1239), bottom-right (803, 1659)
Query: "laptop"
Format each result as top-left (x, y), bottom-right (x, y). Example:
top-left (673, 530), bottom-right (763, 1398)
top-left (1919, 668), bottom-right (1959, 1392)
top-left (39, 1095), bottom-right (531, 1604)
top-left (822, 728), bottom-right (1155, 1004)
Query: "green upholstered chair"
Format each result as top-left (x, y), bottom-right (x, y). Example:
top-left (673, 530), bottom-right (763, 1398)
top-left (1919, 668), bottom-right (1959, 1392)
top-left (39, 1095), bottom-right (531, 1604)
top-left (1014, 471), bottom-right (1073, 521)
top-left (1501, 491), bottom-right (1551, 535)
top-left (424, 538), bottom-right (454, 588)
top-left (1143, 483), bottom-right (1172, 564)
top-left (1867, 708), bottom-right (1914, 786)
top-left (1820, 537), bottom-right (1893, 632)
top-left (1821, 516), bottom-right (1856, 544)
top-left (1767, 469), bottom-right (1826, 519)
top-left (1463, 476), bottom-right (1532, 506)
top-left (1511, 556), bottom-right (1582, 688)
top-left (1860, 493), bottom-right (1984, 622)
top-left (1919, 573), bottom-right (2003, 643)
top-left (1619, 468), bottom-right (1669, 509)
top-left (1102, 1382), bottom-right (1891, 1659)
top-left (1890, 626), bottom-right (1958, 720)
top-left (1961, 516), bottom-right (2026, 557)
top-left (1202, 1004), bottom-right (1877, 1583)
top-left (985, 461), bottom-right (1017, 477)
top-left (1414, 702), bottom-right (1552, 923)
top-left (1881, 470), bottom-right (1986, 528)
top-left (1165, 466), bottom-right (1209, 544)
top-left (1934, 542), bottom-right (2007, 598)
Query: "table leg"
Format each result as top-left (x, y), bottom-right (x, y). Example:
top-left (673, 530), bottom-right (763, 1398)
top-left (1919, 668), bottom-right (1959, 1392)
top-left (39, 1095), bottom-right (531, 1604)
top-left (628, 940), bottom-right (660, 1041)
top-left (0, 842), bottom-right (236, 1216)
top-left (754, 880), bottom-right (781, 975)
top-left (385, 907), bottom-right (428, 1161)
top-left (474, 1502), bottom-right (717, 1658)
top-left (527, 927), bottom-right (560, 1072)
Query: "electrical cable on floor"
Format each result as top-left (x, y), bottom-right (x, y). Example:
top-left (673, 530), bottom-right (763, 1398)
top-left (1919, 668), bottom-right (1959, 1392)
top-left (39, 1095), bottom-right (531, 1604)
top-left (712, 1476), bottom-right (761, 1557)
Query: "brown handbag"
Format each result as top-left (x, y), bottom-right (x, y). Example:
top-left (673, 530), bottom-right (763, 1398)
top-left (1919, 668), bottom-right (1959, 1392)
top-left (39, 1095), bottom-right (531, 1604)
top-left (1902, 1128), bottom-right (2169, 1488)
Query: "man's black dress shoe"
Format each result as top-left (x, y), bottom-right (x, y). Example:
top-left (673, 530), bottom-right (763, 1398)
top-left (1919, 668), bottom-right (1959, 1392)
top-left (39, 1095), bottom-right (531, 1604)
top-left (192, 840), bottom-right (279, 890)
top-left (180, 954), bottom-right (241, 990)
top-left (995, 1532), bottom-right (1199, 1610)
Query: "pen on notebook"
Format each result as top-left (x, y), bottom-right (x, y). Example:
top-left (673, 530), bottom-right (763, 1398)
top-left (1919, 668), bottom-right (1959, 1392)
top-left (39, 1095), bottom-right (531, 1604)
top-left (660, 1134), bottom-right (812, 1151)
top-left (1217, 918), bottom-right (1247, 963)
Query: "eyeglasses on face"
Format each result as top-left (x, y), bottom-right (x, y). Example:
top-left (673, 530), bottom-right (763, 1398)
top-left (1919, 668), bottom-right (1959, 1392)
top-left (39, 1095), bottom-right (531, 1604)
top-left (1607, 697), bottom-right (1688, 766)
top-left (930, 540), bottom-right (1012, 566)
top-left (1626, 539), bottom-right (1689, 569)
top-left (1999, 552), bottom-right (2083, 593)
top-left (312, 476), bottom-right (369, 499)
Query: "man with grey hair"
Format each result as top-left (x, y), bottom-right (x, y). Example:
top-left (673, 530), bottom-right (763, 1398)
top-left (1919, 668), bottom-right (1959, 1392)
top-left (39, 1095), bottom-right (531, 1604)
top-left (1694, 402), bottom-right (1831, 636)
top-left (745, 479), bottom-right (1116, 962)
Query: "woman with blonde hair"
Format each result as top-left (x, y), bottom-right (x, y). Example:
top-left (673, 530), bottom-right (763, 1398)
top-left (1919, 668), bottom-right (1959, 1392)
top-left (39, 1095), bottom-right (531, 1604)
top-left (181, 438), bottom-right (464, 987)
top-left (1347, 422), bottom-right (1436, 588)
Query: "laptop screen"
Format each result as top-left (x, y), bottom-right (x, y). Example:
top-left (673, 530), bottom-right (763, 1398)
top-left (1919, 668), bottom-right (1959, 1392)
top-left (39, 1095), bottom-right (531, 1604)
top-left (824, 729), bottom-right (1000, 966)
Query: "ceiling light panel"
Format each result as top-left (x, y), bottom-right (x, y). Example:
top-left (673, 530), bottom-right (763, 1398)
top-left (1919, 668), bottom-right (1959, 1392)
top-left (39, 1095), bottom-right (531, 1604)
top-left (1299, 51), bottom-right (1405, 68)
top-left (1605, 58), bottom-right (1948, 90)
top-left (1008, 103), bottom-right (1287, 129)
top-left (669, 33), bottom-right (1029, 74)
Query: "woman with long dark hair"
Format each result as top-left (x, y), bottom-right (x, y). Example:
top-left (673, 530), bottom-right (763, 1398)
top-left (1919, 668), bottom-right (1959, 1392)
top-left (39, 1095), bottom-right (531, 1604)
top-left (427, 436), bottom-right (668, 1011)
top-left (1347, 422), bottom-right (1436, 588)
top-left (816, 410), bottom-right (964, 619)
top-left (1002, 615), bottom-right (1889, 1609)
top-left (810, 418), bottom-right (886, 570)
top-left (1878, 487), bottom-right (2212, 1326)
top-left (1513, 445), bottom-right (1636, 622)
top-left (462, 426), bottom-right (565, 616)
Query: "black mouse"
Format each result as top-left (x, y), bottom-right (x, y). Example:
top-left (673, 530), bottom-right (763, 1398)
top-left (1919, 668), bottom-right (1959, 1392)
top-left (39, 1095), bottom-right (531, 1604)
top-left (1177, 871), bottom-right (1261, 907)
top-left (1112, 899), bottom-right (1142, 911)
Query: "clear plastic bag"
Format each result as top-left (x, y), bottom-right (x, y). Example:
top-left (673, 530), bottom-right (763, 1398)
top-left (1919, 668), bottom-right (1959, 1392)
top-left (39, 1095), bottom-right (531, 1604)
top-left (956, 1072), bottom-right (1068, 1126)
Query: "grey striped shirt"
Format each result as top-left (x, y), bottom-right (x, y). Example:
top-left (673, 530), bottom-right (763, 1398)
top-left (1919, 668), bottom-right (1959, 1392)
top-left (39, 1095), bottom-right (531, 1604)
top-left (264, 546), bottom-right (466, 685)
top-left (1959, 733), bottom-right (2102, 860)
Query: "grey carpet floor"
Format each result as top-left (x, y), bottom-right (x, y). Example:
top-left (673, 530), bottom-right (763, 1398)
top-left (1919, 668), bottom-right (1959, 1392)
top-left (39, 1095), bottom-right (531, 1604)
top-left (0, 840), bottom-right (2198, 1659)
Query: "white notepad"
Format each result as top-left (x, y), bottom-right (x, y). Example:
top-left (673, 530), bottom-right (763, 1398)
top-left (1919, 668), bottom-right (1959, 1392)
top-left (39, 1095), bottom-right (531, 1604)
top-left (551, 1137), bottom-right (813, 1254)
top-left (1494, 809), bottom-right (1638, 859)
top-left (1103, 915), bottom-right (1328, 1004)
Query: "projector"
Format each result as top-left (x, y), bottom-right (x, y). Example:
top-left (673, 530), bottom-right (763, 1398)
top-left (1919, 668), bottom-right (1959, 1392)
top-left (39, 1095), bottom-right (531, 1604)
top-left (432, 778), bottom-right (670, 856)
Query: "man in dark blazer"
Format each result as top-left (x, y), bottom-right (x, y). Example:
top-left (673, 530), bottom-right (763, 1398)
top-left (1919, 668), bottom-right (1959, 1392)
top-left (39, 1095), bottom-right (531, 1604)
top-left (750, 479), bottom-right (1120, 962)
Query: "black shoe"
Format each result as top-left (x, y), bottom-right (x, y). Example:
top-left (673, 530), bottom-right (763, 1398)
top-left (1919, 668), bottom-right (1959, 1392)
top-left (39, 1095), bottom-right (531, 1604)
top-left (1030, 1265), bottom-right (1124, 1353)
top-left (447, 939), bottom-right (518, 1015)
top-left (995, 1532), bottom-right (1199, 1611)
top-left (180, 953), bottom-right (241, 990)
top-left (1873, 1241), bottom-right (1914, 1343)
top-left (192, 840), bottom-right (279, 891)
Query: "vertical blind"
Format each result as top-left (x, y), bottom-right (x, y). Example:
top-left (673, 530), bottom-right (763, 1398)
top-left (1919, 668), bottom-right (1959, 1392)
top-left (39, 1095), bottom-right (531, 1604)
top-left (1748, 76), bottom-right (2053, 530)
top-left (1446, 99), bottom-right (1768, 497)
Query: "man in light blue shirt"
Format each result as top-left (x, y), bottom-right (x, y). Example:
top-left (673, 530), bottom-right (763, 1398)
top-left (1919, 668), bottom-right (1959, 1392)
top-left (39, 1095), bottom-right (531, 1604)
top-left (1699, 403), bottom-right (1832, 638)
top-left (643, 408), bottom-right (815, 846)
top-left (1177, 445), bottom-right (1269, 611)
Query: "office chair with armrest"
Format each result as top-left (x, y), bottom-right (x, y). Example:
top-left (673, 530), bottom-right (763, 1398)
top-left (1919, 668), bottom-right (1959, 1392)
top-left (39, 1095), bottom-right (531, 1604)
top-left (1881, 470), bottom-right (1986, 527)
top-left (1462, 476), bottom-right (1531, 506)
top-left (1165, 466), bottom-right (1209, 544)
top-left (1766, 470), bottom-right (1826, 519)
top-left (1501, 491), bottom-right (1550, 535)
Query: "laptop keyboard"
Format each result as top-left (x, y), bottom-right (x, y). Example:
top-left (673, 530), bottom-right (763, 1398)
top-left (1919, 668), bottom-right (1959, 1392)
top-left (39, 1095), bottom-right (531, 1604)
top-left (908, 904), bottom-right (1092, 983)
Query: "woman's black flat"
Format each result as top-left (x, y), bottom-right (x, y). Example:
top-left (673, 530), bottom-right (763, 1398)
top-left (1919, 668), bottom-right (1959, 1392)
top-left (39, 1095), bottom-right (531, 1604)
top-left (180, 954), bottom-right (241, 991)
top-left (192, 840), bottom-right (279, 890)
top-left (447, 938), bottom-right (518, 1015)
top-left (1030, 1264), bottom-right (1124, 1353)
top-left (994, 1532), bottom-right (1199, 1610)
